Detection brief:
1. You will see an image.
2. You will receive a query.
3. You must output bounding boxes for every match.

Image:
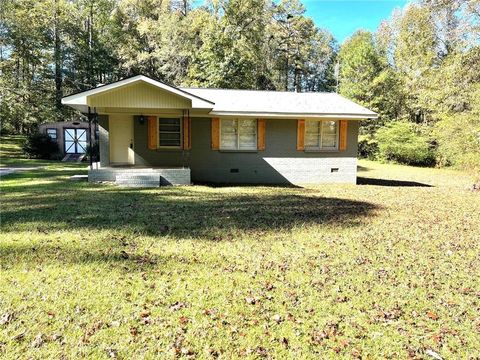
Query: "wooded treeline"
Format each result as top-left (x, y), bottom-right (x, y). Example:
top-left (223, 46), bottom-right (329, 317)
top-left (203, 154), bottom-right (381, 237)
top-left (0, 0), bottom-right (337, 132)
top-left (339, 0), bottom-right (480, 172)
top-left (0, 0), bottom-right (479, 172)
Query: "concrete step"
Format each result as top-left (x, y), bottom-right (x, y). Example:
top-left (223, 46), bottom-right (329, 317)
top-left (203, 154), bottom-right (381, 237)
top-left (115, 173), bottom-right (161, 187)
top-left (62, 153), bottom-right (85, 162)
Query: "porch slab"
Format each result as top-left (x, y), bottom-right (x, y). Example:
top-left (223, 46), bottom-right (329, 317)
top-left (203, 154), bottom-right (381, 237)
top-left (88, 167), bottom-right (190, 186)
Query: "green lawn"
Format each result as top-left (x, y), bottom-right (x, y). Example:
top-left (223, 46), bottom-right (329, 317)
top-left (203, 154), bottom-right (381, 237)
top-left (0, 135), bottom-right (62, 167)
top-left (1, 137), bottom-right (479, 359)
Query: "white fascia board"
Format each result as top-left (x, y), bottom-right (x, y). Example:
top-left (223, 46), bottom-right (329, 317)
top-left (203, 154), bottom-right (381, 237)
top-left (207, 111), bottom-right (378, 120)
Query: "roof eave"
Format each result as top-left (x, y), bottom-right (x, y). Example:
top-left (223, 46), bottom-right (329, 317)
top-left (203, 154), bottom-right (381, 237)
top-left (208, 111), bottom-right (378, 120)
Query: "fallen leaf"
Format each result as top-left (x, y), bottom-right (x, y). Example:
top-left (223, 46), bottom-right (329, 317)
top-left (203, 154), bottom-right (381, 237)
top-left (12, 331), bottom-right (25, 341)
top-left (0, 312), bottom-right (14, 326)
top-left (31, 333), bottom-right (44, 348)
top-left (272, 314), bottom-right (283, 323)
top-left (279, 337), bottom-right (289, 348)
top-left (245, 297), bottom-right (257, 305)
top-left (427, 311), bottom-right (439, 321)
top-left (107, 348), bottom-right (118, 358)
top-left (202, 308), bottom-right (212, 316)
top-left (170, 302), bottom-right (187, 311)
top-left (426, 349), bottom-right (443, 360)
top-left (264, 282), bottom-right (275, 291)
top-left (139, 310), bottom-right (150, 318)
top-left (181, 347), bottom-right (195, 356)
top-left (351, 347), bottom-right (361, 358)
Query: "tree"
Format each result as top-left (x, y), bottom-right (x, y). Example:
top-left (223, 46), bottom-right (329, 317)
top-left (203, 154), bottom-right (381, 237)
top-left (431, 47), bottom-right (480, 174)
top-left (338, 30), bottom-right (402, 132)
top-left (393, 4), bottom-right (439, 123)
top-left (187, 0), bottom-right (269, 89)
top-left (268, 0), bottom-right (335, 92)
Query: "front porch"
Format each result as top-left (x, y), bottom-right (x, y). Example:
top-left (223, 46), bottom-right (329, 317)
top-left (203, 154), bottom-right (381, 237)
top-left (88, 165), bottom-right (191, 186)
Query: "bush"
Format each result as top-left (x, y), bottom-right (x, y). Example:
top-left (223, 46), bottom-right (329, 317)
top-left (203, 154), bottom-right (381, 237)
top-left (375, 122), bottom-right (436, 166)
top-left (358, 134), bottom-right (379, 159)
top-left (22, 133), bottom-right (59, 159)
top-left (435, 111), bottom-right (480, 178)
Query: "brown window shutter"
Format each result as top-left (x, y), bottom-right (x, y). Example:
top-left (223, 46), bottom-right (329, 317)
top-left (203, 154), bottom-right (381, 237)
top-left (339, 120), bottom-right (348, 151)
top-left (296, 119), bottom-right (305, 151)
top-left (182, 116), bottom-right (191, 150)
top-left (147, 116), bottom-right (157, 150)
top-left (211, 118), bottom-right (220, 150)
top-left (257, 119), bottom-right (266, 150)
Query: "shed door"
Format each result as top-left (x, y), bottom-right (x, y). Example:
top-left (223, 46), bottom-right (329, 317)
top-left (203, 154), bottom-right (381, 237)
top-left (64, 128), bottom-right (87, 154)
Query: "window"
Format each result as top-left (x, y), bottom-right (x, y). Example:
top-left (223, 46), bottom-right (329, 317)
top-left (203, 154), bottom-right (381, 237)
top-left (220, 119), bottom-right (257, 150)
top-left (158, 118), bottom-right (181, 148)
top-left (305, 120), bottom-right (338, 150)
top-left (46, 128), bottom-right (57, 140)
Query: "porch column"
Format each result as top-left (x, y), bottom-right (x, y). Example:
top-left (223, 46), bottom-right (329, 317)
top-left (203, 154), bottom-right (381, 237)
top-left (98, 115), bottom-right (110, 167)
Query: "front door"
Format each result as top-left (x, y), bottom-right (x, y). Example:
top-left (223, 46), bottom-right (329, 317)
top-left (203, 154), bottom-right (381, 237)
top-left (64, 128), bottom-right (87, 154)
top-left (109, 114), bottom-right (134, 165)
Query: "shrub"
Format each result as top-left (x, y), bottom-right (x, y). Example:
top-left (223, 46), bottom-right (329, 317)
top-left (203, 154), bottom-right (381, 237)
top-left (375, 122), bottom-right (436, 166)
top-left (22, 133), bottom-right (59, 159)
top-left (435, 111), bottom-right (480, 179)
top-left (358, 134), bottom-right (379, 159)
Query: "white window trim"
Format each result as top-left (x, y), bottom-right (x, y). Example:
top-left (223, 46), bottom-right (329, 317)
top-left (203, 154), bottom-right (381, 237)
top-left (157, 116), bottom-right (182, 149)
top-left (305, 119), bottom-right (339, 151)
top-left (219, 118), bottom-right (257, 151)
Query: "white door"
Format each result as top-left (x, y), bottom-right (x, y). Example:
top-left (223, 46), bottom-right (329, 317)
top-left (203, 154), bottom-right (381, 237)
top-left (109, 114), bottom-right (134, 165)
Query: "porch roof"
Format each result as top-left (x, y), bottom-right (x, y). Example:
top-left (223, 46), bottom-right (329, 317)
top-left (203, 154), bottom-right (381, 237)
top-left (61, 75), bottom-right (215, 113)
top-left (62, 75), bottom-right (378, 120)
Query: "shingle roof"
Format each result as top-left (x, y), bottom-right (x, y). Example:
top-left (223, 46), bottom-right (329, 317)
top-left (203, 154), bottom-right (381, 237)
top-left (181, 87), bottom-right (377, 118)
top-left (62, 75), bottom-right (377, 119)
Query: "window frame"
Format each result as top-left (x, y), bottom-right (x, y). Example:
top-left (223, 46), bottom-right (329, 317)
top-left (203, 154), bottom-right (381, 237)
top-left (305, 119), bottom-right (340, 151)
top-left (46, 128), bottom-right (57, 140)
top-left (219, 118), bottom-right (257, 151)
top-left (157, 116), bottom-right (182, 149)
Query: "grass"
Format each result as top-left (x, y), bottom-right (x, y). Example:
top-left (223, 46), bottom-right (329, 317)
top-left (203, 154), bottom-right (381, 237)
top-left (0, 135), bottom-right (62, 167)
top-left (1, 136), bottom-right (479, 359)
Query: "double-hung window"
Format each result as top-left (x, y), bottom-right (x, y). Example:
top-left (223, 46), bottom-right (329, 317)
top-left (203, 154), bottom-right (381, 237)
top-left (220, 119), bottom-right (257, 150)
top-left (46, 128), bottom-right (57, 140)
top-left (158, 118), bottom-right (181, 148)
top-left (305, 120), bottom-right (339, 150)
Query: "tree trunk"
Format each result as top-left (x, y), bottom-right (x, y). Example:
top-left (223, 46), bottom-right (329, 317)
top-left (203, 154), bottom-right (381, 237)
top-left (87, 3), bottom-right (94, 86)
top-left (54, 0), bottom-right (63, 114)
top-left (294, 66), bottom-right (301, 92)
top-left (284, 56), bottom-right (289, 91)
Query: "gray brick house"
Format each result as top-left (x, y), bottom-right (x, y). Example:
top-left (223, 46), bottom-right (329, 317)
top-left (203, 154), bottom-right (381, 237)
top-left (62, 75), bottom-right (377, 186)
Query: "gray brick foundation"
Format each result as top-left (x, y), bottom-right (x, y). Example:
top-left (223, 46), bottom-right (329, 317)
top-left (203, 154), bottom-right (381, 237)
top-left (262, 157), bottom-right (357, 184)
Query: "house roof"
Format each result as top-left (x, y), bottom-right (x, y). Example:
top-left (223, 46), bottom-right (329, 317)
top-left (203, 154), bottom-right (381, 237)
top-left (181, 87), bottom-right (377, 119)
top-left (62, 75), bottom-right (377, 119)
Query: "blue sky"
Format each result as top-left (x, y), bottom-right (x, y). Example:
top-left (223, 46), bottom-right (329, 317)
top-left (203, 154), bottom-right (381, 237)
top-left (302, 0), bottom-right (408, 43)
